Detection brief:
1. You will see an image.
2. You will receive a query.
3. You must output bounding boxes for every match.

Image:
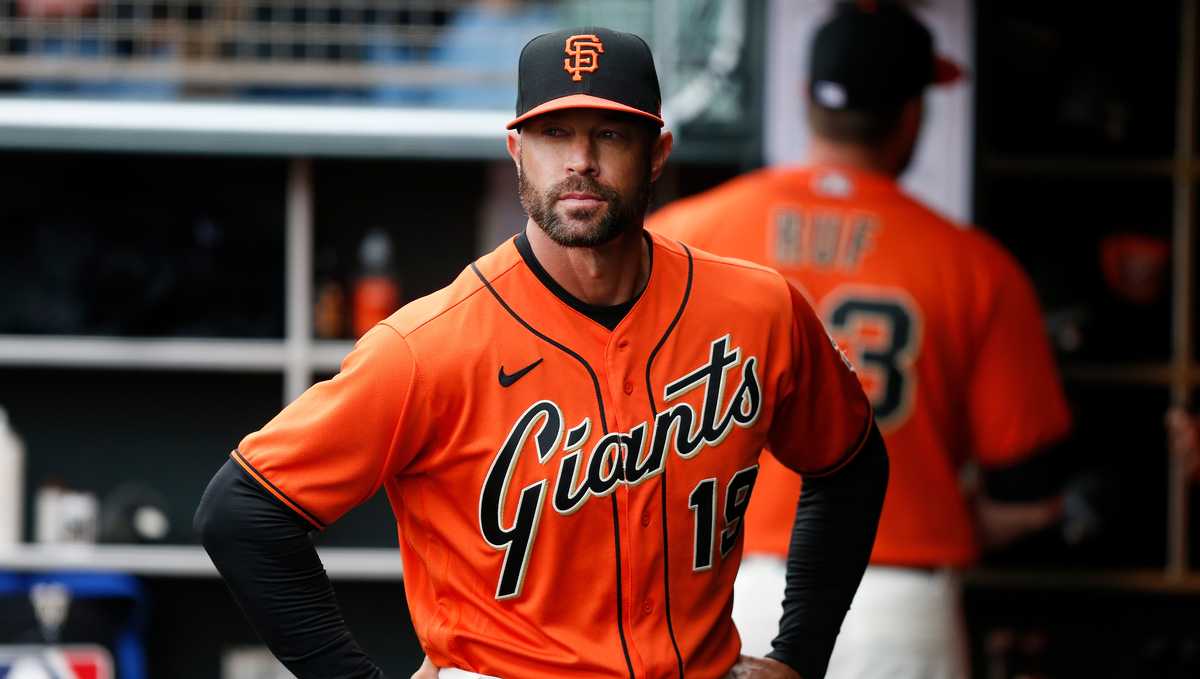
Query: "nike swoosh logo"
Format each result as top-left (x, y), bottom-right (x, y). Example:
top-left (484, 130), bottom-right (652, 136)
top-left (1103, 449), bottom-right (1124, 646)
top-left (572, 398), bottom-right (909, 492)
top-left (498, 358), bottom-right (544, 388)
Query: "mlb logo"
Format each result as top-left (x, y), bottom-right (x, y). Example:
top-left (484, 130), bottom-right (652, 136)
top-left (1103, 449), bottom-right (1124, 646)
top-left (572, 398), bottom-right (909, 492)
top-left (0, 645), bottom-right (113, 679)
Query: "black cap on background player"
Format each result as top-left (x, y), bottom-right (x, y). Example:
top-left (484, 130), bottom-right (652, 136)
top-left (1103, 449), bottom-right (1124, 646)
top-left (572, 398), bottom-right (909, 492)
top-left (809, 1), bottom-right (963, 112)
top-left (507, 26), bottom-right (665, 130)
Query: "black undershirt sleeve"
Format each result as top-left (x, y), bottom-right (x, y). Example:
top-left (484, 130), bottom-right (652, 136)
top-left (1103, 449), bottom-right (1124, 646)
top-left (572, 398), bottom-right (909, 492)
top-left (766, 422), bottom-right (889, 679)
top-left (982, 441), bottom-right (1069, 501)
top-left (194, 458), bottom-right (386, 679)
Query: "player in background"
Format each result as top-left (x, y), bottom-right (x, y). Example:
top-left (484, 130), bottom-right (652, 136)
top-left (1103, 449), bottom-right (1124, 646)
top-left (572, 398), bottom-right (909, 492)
top-left (649, 3), bottom-right (1072, 678)
top-left (197, 26), bottom-right (887, 679)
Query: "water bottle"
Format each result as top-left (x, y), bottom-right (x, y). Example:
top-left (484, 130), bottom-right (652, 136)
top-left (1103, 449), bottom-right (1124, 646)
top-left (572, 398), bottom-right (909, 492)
top-left (352, 227), bottom-right (401, 338)
top-left (0, 405), bottom-right (26, 545)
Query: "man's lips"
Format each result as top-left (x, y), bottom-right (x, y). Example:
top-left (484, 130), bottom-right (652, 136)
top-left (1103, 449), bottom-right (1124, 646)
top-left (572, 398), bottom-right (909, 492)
top-left (559, 191), bottom-right (604, 201)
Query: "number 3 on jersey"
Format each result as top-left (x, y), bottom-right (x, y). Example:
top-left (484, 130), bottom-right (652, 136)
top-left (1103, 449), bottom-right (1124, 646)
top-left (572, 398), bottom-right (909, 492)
top-left (820, 286), bottom-right (923, 429)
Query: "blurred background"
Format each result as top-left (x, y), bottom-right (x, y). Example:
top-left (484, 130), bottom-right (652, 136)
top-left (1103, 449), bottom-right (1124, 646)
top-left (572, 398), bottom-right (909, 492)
top-left (0, 0), bottom-right (1196, 677)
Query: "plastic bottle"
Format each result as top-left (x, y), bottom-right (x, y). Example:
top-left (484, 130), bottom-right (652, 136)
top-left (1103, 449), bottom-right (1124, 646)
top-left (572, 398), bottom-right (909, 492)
top-left (352, 227), bottom-right (401, 338)
top-left (0, 405), bottom-right (26, 545)
top-left (314, 247), bottom-right (347, 339)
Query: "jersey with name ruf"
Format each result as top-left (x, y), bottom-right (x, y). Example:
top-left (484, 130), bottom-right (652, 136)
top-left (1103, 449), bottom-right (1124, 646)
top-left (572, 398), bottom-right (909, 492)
top-left (231, 230), bottom-right (872, 679)
top-left (649, 165), bottom-right (1072, 569)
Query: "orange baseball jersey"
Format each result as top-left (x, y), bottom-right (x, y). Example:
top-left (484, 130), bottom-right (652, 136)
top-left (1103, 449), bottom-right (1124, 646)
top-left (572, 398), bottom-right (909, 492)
top-left (649, 164), bottom-right (1071, 568)
top-left (233, 230), bottom-right (872, 678)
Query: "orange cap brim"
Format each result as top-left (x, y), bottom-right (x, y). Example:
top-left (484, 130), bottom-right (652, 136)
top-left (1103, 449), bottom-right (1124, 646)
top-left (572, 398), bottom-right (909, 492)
top-left (934, 55), bottom-right (965, 85)
top-left (506, 93), bottom-right (665, 130)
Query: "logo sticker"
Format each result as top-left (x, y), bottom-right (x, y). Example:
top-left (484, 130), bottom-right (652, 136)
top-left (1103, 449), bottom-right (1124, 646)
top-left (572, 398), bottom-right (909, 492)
top-left (814, 80), bottom-right (848, 109)
top-left (564, 34), bottom-right (604, 82)
top-left (0, 645), bottom-right (114, 679)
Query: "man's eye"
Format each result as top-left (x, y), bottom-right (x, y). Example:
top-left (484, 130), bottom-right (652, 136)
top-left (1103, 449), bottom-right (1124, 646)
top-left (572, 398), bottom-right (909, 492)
top-left (542, 127), bottom-right (567, 137)
top-left (599, 129), bottom-right (623, 140)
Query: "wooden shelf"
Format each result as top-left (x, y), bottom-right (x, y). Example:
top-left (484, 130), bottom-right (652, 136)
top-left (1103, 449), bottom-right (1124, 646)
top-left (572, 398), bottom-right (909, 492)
top-left (966, 567), bottom-right (1200, 595)
top-left (982, 154), bottom-right (1180, 178)
top-left (1061, 361), bottom-right (1200, 387)
top-left (0, 543), bottom-right (402, 581)
top-left (1060, 361), bottom-right (1181, 386)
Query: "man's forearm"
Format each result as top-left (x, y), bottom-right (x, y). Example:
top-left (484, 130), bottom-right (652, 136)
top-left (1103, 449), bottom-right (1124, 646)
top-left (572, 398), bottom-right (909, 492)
top-left (974, 494), bottom-right (1063, 550)
top-left (195, 459), bottom-right (385, 679)
top-left (767, 423), bottom-right (888, 679)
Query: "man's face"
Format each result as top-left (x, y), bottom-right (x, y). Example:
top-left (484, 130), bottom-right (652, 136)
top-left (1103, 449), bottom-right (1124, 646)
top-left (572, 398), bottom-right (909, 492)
top-left (513, 109), bottom-right (660, 248)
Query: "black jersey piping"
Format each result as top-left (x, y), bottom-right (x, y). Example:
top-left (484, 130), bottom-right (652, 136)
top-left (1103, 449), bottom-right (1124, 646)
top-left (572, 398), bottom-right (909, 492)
top-left (643, 241), bottom-right (693, 679)
top-left (230, 449), bottom-right (326, 530)
top-left (513, 232), bottom-right (652, 331)
top-left (470, 262), bottom-right (637, 679)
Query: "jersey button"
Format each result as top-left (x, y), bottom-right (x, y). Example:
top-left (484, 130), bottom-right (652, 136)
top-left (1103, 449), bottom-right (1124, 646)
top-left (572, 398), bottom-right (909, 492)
top-left (641, 509), bottom-right (651, 527)
top-left (641, 599), bottom-right (653, 615)
top-left (623, 381), bottom-right (634, 395)
top-left (617, 338), bottom-right (630, 350)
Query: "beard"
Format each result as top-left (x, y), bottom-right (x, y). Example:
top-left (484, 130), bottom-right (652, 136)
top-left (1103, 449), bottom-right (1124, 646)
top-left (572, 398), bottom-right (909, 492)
top-left (518, 160), bottom-right (653, 248)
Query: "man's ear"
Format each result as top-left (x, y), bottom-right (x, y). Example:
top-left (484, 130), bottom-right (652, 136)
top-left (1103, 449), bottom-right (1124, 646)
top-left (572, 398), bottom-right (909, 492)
top-left (506, 130), bottom-right (521, 170)
top-left (650, 130), bottom-right (674, 182)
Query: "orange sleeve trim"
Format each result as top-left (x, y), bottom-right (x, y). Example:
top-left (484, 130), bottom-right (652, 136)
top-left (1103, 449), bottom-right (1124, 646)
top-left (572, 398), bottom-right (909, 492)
top-left (230, 449), bottom-right (326, 530)
top-left (800, 407), bottom-right (876, 479)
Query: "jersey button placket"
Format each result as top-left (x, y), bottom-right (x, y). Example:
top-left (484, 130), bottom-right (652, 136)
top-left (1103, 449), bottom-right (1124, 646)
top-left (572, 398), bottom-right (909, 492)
top-left (615, 339), bottom-right (634, 395)
top-left (606, 334), bottom-right (647, 670)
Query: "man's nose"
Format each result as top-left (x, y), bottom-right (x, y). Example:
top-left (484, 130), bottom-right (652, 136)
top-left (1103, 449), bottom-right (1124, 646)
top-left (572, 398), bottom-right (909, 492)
top-left (564, 137), bottom-right (599, 177)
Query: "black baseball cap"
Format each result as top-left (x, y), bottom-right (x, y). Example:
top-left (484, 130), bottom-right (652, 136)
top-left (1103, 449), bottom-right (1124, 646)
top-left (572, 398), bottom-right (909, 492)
top-left (808, 1), bottom-right (962, 112)
top-left (507, 27), bottom-right (664, 130)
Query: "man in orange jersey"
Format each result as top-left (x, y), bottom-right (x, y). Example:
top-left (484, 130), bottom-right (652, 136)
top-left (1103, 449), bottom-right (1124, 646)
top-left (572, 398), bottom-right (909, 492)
top-left (649, 4), bottom-right (1071, 678)
top-left (196, 26), bottom-right (887, 679)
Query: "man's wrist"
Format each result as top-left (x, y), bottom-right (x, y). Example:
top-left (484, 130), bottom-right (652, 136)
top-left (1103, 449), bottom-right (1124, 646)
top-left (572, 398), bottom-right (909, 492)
top-left (764, 650), bottom-right (804, 678)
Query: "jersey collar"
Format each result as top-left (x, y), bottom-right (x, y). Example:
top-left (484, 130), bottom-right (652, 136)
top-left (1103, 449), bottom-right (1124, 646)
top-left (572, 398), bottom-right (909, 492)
top-left (513, 230), bottom-right (653, 332)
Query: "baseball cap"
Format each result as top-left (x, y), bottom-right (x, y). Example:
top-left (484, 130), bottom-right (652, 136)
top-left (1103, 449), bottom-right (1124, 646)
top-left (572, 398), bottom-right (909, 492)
top-left (507, 27), bottom-right (664, 130)
top-left (808, 1), bottom-right (963, 112)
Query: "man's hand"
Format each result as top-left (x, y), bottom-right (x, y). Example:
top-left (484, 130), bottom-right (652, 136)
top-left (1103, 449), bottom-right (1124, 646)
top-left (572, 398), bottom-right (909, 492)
top-left (973, 493), bottom-right (1064, 550)
top-left (1167, 408), bottom-right (1200, 482)
top-left (410, 656), bottom-right (438, 679)
top-left (725, 655), bottom-right (802, 679)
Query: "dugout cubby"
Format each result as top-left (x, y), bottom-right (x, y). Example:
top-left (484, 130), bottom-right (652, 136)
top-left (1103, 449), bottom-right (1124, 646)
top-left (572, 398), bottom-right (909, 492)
top-left (969, 1), bottom-right (1200, 676)
top-left (975, 0), bottom-right (1198, 575)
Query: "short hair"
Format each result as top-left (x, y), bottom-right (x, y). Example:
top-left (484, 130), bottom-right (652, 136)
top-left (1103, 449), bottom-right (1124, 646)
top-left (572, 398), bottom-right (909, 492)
top-left (806, 101), bottom-right (905, 146)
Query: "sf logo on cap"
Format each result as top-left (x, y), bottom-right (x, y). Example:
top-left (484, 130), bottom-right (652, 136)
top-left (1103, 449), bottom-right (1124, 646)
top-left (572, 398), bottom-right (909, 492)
top-left (564, 34), bottom-right (604, 82)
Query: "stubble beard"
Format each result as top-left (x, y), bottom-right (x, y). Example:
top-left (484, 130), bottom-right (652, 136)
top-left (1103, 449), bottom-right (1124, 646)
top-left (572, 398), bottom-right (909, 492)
top-left (518, 159), bottom-right (653, 248)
